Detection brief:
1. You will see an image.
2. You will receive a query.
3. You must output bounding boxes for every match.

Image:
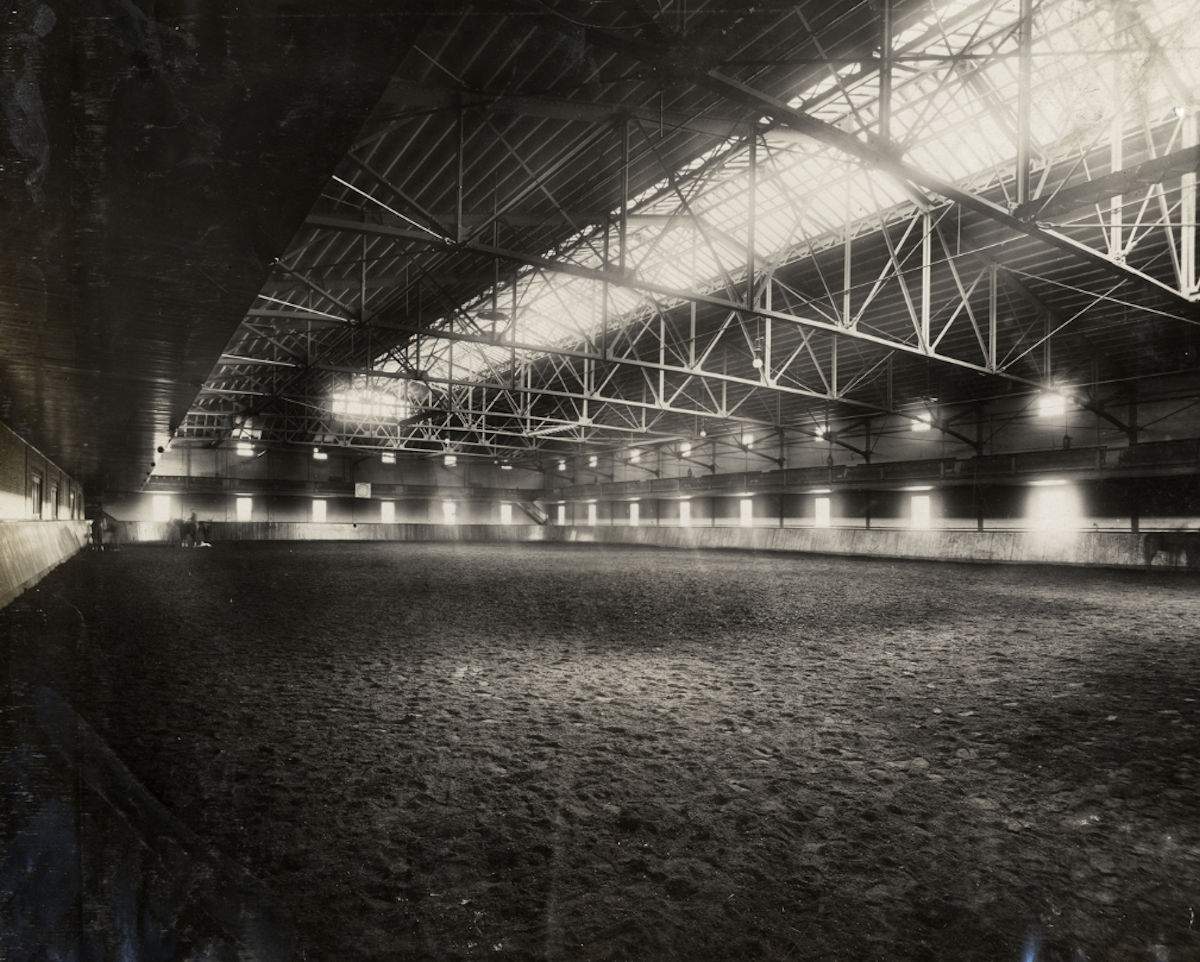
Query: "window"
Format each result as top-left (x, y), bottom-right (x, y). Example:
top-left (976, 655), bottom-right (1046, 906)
top-left (586, 502), bottom-right (597, 525)
top-left (739, 498), bottom-right (754, 527)
top-left (910, 494), bottom-right (931, 530)
top-left (380, 501), bottom-right (395, 523)
top-left (442, 500), bottom-right (457, 524)
top-left (556, 504), bottom-right (566, 525)
top-left (29, 474), bottom-right (42, 518)
top-left (50, 485), bottom-right (59, 519)
top-left (499, 502), bottom-right (513, 525)
top-left (629, 502), bottom-right (640, 527)
top-left (312, 499), bottom-right (327, 523)
top-left (152, 494), bottom-right (172, 522)
top-left (679, 500), bottom-right (691, 527)
top-left (1027, 482), bottom-right (1081, 534)
top-left (236, 496), bottom-right (253, 522)
top-left (814, 496), bottom-right (831, 528)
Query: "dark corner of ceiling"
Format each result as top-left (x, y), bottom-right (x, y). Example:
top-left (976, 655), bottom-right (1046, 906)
top-left (0, 0), bottom-right (420, 492)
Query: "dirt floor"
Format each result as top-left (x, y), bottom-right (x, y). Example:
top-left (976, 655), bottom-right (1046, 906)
top-left (3, 541), bottom-right (1200, 961)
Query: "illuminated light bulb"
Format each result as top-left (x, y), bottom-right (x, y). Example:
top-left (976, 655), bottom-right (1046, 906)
top-left (752, 355), bottom-right (763, 370)
top-left (1037, 391), bottom-right (1067, 418)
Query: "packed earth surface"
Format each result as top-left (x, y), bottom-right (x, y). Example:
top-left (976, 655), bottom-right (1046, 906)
top-left (3, 541), bottom-right (1200, 961)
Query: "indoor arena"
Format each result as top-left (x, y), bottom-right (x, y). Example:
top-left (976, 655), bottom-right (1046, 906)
top-left (3, 2), bottom-right (1199, 961)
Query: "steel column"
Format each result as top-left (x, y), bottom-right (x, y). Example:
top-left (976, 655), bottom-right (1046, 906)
top-left (1015, 0), bottom-right (1033, 207)
top-left (1184, 108), bottom-right (1198, 295)
top-left (879, 0), bottom-right (893, 145)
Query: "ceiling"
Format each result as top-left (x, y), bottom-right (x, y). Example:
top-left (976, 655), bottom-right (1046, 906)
top-left (3, 0), bottom-right (1198, 493)
top-left (1, 0), bottom-right (420, 491)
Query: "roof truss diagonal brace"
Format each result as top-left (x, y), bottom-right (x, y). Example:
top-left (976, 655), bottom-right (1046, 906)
top-left (303, 216), bottom-right (993, 448)
top-left (700, 69), bottom-right (1199, 314)
top-left (542, 12), bottom-right (1198, 314)
top-left (308, 213), bottom-right (1056, 399)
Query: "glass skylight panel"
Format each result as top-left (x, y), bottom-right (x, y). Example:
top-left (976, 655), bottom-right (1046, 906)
top-left (332, 378), bottom-right (409, 422)
top-left (367, 0), bottom-right (1197, 421)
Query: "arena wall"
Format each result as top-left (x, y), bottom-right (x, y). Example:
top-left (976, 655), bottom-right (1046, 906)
top-left (0, 521), bottom-right (90, 609)
top-left (541, 524), bottom-right (1161, 568)
top-left (0, 422), bottom-right (89, 608)
top-left (112, 521), bottom-right (547, 544)
top-left (104, 518), bottom-right (1194, 569)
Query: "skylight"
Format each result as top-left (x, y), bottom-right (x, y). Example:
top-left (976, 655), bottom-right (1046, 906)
top-left (331, 378), bottom-right (409, 422)
top-left (367, 0), bottom-right (1199, 436)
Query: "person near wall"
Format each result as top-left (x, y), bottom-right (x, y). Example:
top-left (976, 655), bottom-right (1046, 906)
top-left (90, 515), bottom-right (104, 551)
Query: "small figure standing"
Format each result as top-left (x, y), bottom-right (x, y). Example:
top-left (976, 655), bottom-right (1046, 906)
top-left (91, 515), bottom-right (104, 551)
top-left (184, 511), bottom-right (198, 547)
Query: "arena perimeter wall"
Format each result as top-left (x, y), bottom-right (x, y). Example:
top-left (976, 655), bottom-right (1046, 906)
top-left (0, 521), bottom-right (90, 609)
top-left (104, 520), bottom-right (1176, 568)
top-left (543, 525), bottom-right (1158, 568)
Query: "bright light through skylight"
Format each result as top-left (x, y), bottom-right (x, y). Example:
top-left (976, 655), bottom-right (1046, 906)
top-left (372, 0), bottom-right (1200, 412)
top-left (332, 380), bottom-right (408, 422)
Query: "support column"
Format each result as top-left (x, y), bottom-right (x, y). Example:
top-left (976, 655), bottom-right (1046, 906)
top-left (879, 0), bottom-right (893, 146)
top-left (747, 131), bottom-right (757, 309)
top-left (1016, 0), bottom-right (1033, 206)
top-left (975, 405), bottom-right (985, 533)
top-left (988, 265), bottom-right (998, 372)
top-left (1183, 107), bottom-right (1197, 295)
top-left (921, 210), bottom-right (932, 351)
top-left (1129, 385), bottom-right (1140, 534)
top-left (842, 170), bottom-right (853, 325)
top-left (1109, 23), bottom-right (1125, 260)
top-left (618, 118), bottom-right (630, 277)
top-left (456, 106), bottom-right (465, 243)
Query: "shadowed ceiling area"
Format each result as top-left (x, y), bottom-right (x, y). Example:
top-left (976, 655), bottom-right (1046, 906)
top-left (1, 1), bottom-right (421, 491)
top-left (3, 0), bottom-right (1198, 493)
